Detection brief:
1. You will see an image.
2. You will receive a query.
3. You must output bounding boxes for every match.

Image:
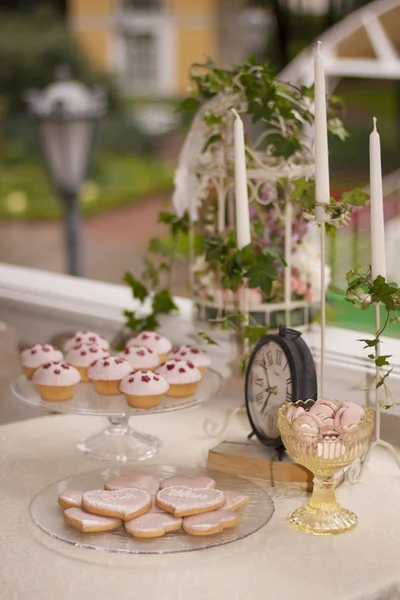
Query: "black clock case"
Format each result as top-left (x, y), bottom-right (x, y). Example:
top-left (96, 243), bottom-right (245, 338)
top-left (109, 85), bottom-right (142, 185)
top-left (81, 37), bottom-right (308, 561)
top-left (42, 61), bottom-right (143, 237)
top-left (245, 326), bottom-right (318, 447)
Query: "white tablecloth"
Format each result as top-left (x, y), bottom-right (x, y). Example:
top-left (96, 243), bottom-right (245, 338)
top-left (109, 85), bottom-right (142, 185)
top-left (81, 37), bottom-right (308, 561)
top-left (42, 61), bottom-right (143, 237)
top-left (1, 398), bottom-right (400, 600)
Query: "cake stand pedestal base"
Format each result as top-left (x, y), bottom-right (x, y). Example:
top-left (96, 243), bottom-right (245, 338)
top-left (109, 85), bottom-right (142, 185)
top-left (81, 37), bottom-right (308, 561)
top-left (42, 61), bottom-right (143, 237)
top-left (76, 416), bottom-right (162, 462)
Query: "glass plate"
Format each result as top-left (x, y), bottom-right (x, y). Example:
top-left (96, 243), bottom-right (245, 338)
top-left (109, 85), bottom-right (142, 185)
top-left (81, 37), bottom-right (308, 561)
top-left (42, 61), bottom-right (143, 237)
top-left (30, 465), bottom-right (275, 555)
top-left (11, 369), bottom-right (223, 417)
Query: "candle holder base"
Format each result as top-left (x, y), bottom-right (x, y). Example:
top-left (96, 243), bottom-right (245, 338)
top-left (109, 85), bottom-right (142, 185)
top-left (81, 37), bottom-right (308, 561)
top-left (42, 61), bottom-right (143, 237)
top-left (347, 438), bottom-right (400, 484)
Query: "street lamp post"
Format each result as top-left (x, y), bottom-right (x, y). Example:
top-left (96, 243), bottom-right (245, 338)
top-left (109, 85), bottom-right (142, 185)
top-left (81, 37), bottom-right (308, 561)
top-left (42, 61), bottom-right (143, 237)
top-left (27, 73), bottom-right (106, 276)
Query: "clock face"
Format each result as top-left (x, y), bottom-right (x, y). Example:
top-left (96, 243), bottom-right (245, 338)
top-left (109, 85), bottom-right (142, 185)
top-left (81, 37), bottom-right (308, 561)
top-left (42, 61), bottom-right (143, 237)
top-left (246, 340), bottom-right (293, 441)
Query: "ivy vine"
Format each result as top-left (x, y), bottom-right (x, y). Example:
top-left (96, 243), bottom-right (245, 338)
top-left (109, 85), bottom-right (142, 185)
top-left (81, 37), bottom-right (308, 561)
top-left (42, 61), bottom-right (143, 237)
top-left (345, 266), bottom-right (400, 407)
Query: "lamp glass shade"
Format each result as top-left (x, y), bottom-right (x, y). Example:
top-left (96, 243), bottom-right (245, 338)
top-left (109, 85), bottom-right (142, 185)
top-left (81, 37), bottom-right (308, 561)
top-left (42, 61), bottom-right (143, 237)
top-left (38, 118), bottom-right (95, 194)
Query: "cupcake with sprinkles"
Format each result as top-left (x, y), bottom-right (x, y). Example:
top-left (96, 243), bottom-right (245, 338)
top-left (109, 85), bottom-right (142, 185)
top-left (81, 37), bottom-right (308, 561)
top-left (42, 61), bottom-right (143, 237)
top-left (120, 370), bottom-right (169, 409)
top-left (65, 343), bottom-right (109, 383)
top-left (118, 345), bottom-right (159, 371)
top-left (127, 331), bottom-right (172, 364)
top-left (88, 355), bottom-right (131, 395)
top-left (167, 345), bottom-right (211, 377)
top-left (157, 358), bottom-right (201, 398)
top-left (20, 343), bottom-right (64, 380)
top-left (32, 361), bottom-right (81, 401)
top-left (64, 331), bottom-right (109, 353)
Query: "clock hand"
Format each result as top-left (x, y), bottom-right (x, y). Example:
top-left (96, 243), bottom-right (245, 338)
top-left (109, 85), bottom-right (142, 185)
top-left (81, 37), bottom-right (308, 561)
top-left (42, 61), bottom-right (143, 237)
top-left (261, 391), bottom-right (272, 416)
top-left (260, 359), bottom-right (271, 389)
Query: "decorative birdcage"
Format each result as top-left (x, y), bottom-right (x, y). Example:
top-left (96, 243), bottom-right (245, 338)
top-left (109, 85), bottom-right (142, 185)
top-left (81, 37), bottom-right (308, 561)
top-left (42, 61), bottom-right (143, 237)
top-left (173, 92), bottom-right (326, 330)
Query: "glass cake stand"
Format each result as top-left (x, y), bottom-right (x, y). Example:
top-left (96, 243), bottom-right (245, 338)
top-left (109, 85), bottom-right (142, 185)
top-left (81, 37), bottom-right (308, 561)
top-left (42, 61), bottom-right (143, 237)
top-left (30, 465), bottom-right (275, 555)
top-left (11, 369), bottom-right (223, 462)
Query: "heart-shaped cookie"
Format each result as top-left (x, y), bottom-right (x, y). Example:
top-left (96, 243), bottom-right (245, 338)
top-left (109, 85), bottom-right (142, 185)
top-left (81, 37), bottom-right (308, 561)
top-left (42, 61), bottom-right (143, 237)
top-left (104, 472), bottom-right (160, 495)
top-left (222, 490), bottom-right (250, 511)
top-left (159, 476), bottom-right (215, 490)
top-left (58, 489), bottom-right (83, 509)
top-left (125, 513), bottom-right (182, 538)
top-left (183, 509), bottom-right (239, 536)
top-left (156, 486), bottom-right (225, 517)
top-left (82, 488), bottom-right (151, 521)
top-left (64, 507), bottom-right (122, 533)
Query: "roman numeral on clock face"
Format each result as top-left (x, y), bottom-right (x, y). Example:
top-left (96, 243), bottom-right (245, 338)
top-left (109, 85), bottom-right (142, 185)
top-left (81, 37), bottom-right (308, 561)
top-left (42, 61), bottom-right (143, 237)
top-left (275, 349), bottom-right (283, 366)
top-left (286, 377), bottom-right (292, 401)
top-left (255, 392), bottom-right (264, 404)
top-left (255, 377), bottom-right (263, 387)
top-left (266, 351), bottom-right (273, 366)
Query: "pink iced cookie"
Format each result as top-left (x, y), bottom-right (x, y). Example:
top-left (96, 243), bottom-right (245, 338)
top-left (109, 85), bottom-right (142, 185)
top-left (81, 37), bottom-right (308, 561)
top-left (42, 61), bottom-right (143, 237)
top-left (64, 507), bottom-right (121, 533)
top-left (82, 488), bottom-right (152, 521)
top-left (20, 343), bottom-right (63, 375)
top-left (222, 490), bottom-right (250, 511)
top-left (124, 513), bottom-right (182, 538)
top-left (183, 509), bottom-right (239, 536)
top-left (286, 405), bottom-right (305, 421)
top-left (127, 332), bottom-right (172, 359)
top-left (105, 472), bottom-right (160, 496)
top-left (159, 476), bottom-right (216, 490)
top-left (156, 486), bottom-right (225, 517)
top-left (58, 490), bottom-right (83, 509)
top-left (64, 331), bottom-right (109, 353)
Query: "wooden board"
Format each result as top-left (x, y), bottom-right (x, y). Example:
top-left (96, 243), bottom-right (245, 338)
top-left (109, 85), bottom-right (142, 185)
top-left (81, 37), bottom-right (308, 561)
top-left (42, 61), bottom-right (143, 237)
top-left (207, 439), bottom-right (313, 490)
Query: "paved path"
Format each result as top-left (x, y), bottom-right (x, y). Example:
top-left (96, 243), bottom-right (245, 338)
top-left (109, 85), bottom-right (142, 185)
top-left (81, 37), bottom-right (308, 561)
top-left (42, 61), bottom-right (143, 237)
top-left (0, 195), bottom-right (172, 285)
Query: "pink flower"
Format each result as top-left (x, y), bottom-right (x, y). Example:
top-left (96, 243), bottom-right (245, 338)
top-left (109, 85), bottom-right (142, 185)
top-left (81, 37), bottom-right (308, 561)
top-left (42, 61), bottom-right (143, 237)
top-left (296, 280), bottom-right (308, 296)
top-left (305, 288), bottom-right (317, 303)
top-left (290, 276), bottom-right (300, 293)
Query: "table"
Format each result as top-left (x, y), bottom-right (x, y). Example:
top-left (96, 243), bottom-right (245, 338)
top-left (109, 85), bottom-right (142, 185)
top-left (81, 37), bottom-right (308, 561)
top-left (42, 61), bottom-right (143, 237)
top-left (1, 392), bottom-right (400, 600)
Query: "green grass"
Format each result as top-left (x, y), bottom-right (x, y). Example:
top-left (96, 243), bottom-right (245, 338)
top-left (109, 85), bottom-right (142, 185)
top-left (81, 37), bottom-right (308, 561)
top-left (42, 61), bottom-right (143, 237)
top-left (0, 153), bottom-right (174, 220)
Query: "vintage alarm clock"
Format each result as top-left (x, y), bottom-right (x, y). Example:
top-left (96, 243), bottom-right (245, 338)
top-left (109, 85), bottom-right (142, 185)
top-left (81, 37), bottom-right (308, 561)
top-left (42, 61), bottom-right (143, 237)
top-left (245, 325), bottom-right (317, 447)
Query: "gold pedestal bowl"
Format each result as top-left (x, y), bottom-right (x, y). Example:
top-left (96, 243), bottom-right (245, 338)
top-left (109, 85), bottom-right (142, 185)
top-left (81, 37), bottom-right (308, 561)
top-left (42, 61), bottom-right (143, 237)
top-left (278, 403), bottom-right (374, 535)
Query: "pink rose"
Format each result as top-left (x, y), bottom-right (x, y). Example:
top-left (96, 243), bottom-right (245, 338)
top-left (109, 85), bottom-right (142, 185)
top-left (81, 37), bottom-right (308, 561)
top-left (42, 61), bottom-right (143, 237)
top-left (296, 280), bottom-right (308, 296)
top-left (305, 288), bottom-right (317, 303)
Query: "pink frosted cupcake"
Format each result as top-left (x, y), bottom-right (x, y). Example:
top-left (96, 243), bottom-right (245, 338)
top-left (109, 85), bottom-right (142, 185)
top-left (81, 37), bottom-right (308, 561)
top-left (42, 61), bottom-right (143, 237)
top-left (157, 359), bottom-right (201, 398)
top-left (118, 345), bottom-right (159, 371)
top-left (167, 345), bottom-right (211, 377)
top-left (127, 332), bottom-right (172, 364)
top-left (20, 343), bottom-right (64, 380)
top-left (64, 331), bottom-right (110, 353)
top-left (32, 361), bottom-right (81, 402)
top-left (120, 369), bottom-right (169, 409)
top-left (87, 355), bottom-right (131, 395)
top-left (65, 343), bottom-right (109, 383)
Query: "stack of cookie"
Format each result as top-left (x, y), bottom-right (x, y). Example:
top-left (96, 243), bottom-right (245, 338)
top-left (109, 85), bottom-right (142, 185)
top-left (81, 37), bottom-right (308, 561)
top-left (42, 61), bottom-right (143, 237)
top-left (59, 473), bottom-right (250, 538)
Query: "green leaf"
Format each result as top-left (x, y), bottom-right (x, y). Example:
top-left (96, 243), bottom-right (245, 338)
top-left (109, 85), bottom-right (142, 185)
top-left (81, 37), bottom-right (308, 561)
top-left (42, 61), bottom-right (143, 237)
top-left (245, 254), bottom-right (278, 297)
top-left (204, 112), bottom-right (224, 126)
top-left (123, 272), bottom-right (148, 303)
top-left (141, 314), bottom-right (160, 332)
top-left (178, 97), bottom-right (200, 113)
top-left (377, 369), bottom-right (393, 389)
top-left (328, 117), bottom-right (349, 141)
top-left (148, 238), bottom-right (167, 255)
top-left (203, 236), bottom-right (226, 261)
top-left (202, 133), bottom-right (222, 153)
top-left (375, 355), bottom-right (392, 367)
top-left (359, 338), bottom-right (379, 348)
top-left (252, 218), bottom-right (265, 239)
top-left (341, 188), bottom-right (369, 207)
top-left (197, 331), bottom-right (219, 346)
top-left (244, 324), bottom-right (269, 346)
top-left (151, 289), bottom-right (178, 315)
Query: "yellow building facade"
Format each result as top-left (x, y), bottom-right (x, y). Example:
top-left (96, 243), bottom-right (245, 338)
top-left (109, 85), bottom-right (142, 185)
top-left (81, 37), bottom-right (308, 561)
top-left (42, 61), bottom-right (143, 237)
top-left (67, 0), bottom-right (221, 96)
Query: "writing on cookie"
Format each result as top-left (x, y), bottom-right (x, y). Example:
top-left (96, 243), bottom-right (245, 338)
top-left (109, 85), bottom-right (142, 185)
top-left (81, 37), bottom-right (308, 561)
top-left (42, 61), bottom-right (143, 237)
top-left (156, 485), bottom-right (225, 517)
top-left (82, 488), bottom-right (151, 521)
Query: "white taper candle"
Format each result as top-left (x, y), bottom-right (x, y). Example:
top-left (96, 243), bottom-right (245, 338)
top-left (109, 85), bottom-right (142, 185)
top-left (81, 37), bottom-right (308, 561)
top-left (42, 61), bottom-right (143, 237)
top-left (314, 41), bottom-right (330, 220)
top-left (232, 109), bottom-right (251, 250)
top-left (369, 117), bottom-right (386, 280)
